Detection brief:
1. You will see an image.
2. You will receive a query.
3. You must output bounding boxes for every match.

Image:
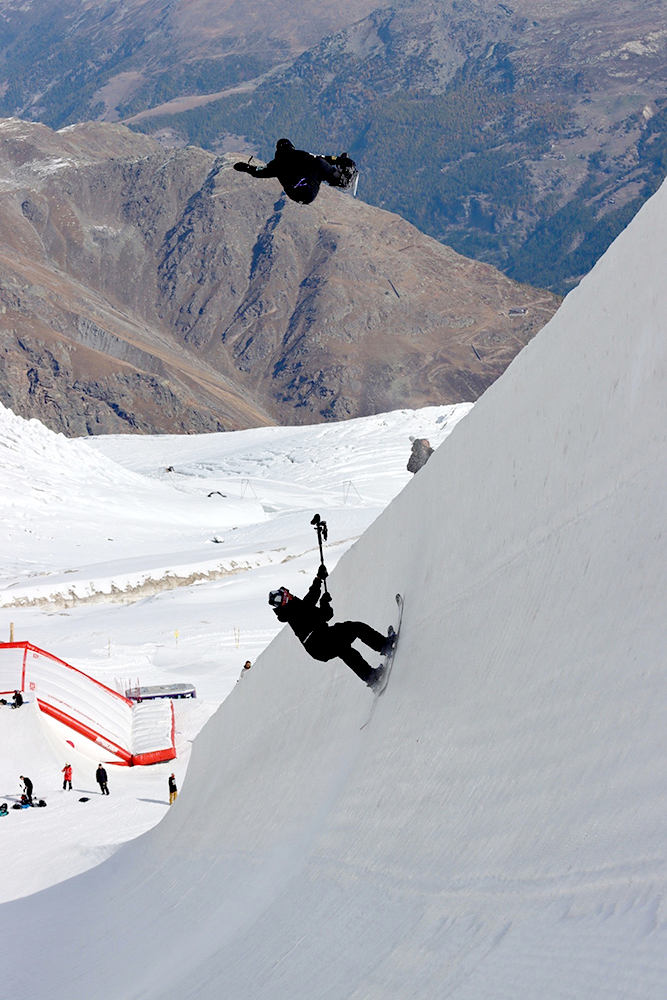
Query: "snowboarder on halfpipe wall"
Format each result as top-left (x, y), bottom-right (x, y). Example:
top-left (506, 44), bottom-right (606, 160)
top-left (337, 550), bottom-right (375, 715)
top-left (269, 565), bottom-right (394, 689)
top-left (234, 139), bottom-right (357, 204)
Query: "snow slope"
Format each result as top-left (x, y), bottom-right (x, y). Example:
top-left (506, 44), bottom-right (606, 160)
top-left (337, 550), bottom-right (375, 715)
top-left (3, 174), bottom-right (667, 996)
top-left (0, 403), bottom-right (468, 902)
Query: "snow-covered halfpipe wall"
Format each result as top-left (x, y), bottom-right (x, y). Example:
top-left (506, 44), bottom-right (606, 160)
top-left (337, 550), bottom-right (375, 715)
top-left (0, 642), bottom-right (175, 766)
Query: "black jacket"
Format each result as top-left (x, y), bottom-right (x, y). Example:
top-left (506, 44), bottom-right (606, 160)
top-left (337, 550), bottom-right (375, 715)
top-left (249, 147), bottom-right (340, 203)
top-left (96, 767), bottom-right (108, 785)
top-left (22, 777), bottom-right (33, 796)
top-left (273, 576), bottom-right (333, 642)
top-left (168, 776), bottom-right (177, 794)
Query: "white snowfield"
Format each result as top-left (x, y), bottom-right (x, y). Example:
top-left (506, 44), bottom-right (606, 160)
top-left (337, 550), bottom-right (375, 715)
top-left (0, 402), bottom-right (468, 606)
top-left (3, 171), bottom-right (667, 997)
top-left (0, 402), bottom-right (467, 903)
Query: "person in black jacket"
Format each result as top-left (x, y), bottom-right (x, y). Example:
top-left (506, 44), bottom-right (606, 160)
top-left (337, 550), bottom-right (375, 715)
top-left (269, 566), bottom-right (394, 688)
top-left (234, 139), bottom-right (342, 204)
top-left (12, 690), bottom-right (23, 708)
top-left (96, 765), bottom-right (109, 795)
top-left (19, 775), bottom-right (33, 804)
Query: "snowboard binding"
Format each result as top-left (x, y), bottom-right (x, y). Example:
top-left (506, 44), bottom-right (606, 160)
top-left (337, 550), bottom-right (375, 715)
top-left (322, 153), bottom-right (359, 196)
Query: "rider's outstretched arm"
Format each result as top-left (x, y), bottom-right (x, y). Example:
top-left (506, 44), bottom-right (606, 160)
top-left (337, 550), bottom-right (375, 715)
top-left (234, 158), bottom-right (278, 178)
top-left (250, 159), bottom-right (279, 177)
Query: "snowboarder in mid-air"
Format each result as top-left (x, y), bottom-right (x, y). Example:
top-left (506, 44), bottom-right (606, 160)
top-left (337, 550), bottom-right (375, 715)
top-left (234, 139), bottom-right (358, 204)
top-left (269, 564), bottom-right (395, 690)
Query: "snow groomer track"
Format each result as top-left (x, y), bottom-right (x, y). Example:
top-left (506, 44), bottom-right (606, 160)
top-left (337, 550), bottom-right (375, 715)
top-left (0, 642), bottom-right (175, 765)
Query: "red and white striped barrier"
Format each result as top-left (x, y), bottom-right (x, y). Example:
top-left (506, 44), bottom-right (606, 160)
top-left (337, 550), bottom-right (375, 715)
top-left (0, 642), bottom-right (175, 766)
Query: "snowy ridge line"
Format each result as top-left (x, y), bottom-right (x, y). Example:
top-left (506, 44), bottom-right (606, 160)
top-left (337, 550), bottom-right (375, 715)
top-left (0, 535), bottom-right (363, 609)
top-left (0, 549), bottom-right (311, 609)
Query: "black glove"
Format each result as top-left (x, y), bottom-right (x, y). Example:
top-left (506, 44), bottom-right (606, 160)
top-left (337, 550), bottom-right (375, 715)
top-left (320, 591), bottom-right (334, 621)
top-left (317, 563), bottom-right (328, 580)
top-left (233, 161), bottom-right (252, 173)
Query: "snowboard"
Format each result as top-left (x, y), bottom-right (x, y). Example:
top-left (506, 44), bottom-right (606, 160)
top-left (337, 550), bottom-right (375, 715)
top-left (374, 593), bottom-right (404, 697)
top-left (361, 594), bottom-right (403, 729)
top-left (322, 153), bottom-right (359, 196)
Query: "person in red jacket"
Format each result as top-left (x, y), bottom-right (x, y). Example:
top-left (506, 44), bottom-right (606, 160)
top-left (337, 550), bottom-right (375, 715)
top-left (62, 763), bottom-right (72, 791)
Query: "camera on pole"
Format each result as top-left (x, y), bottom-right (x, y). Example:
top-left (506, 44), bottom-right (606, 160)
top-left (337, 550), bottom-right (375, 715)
top-left (311, 514), bottom-right (329, 595)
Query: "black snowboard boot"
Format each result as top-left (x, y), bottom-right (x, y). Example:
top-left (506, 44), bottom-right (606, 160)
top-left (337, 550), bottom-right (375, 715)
top-left (366, 665), bottom-right (385, 691)
top-left (380, 627), bottom-right (396, 658)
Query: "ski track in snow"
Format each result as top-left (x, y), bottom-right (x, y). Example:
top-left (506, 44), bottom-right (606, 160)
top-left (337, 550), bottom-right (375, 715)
top-left (0, 402), bottom-right (471, 902)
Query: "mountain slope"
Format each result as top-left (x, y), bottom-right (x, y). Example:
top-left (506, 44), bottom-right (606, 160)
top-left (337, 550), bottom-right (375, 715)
top-left (0, 118), bottom-right (558, 434)
top-left (2, 140), bottom-right (666, 1000)
top-left (0, 0), bottom-right (381, 127)
top-left (139, 0), bottom-right (667, 293)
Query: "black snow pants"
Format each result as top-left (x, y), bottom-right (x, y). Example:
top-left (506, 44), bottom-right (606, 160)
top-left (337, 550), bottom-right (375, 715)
top-left (304, 621), bottom-right (386, 683)
top-left (286, 157), bottom-right (340, 204)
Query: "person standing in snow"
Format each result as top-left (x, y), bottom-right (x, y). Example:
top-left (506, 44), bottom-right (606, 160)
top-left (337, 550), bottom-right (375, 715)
top-left (12, 690), bottom-right (23, 708)
top-left (20, 775), bottom-right (33, 804)
top-left (269, 565), bottom-right (394, 689)
top-left (168, 774), bottom-right (177, 805)
top-left (238, 660), bottom-right (252, 680)
top-left (62, 763), bottom-right (72, 791)
top-left (96, 764), bottom-right (109, 795)
top-left (407, 437), bottom-right (434, 475)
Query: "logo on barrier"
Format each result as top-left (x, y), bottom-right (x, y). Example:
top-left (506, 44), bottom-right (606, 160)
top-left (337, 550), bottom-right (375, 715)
top-left (95, 737), bottom-right (117, 753)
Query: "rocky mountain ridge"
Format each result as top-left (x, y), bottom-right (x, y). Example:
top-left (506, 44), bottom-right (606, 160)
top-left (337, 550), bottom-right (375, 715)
top-left (0, 119), bottom-right (559, 435)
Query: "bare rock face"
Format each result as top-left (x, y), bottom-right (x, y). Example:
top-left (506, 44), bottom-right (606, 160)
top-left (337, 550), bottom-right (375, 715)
top-left (0, 119), bottom-right (560, 434)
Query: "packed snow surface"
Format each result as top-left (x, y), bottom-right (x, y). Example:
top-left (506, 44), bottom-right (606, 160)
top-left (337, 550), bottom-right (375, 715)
top-left (3, 177), bottom-right (667, 998)
top-left (0, 402), bottom-right (468, 902)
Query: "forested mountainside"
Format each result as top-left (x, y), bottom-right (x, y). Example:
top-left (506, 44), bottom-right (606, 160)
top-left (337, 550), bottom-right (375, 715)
top-left (128, 0), bottom-right (667, 294)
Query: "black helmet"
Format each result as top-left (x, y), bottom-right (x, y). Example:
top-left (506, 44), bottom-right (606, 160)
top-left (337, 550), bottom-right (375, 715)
top-left (268, 587), bottom-right (292, 608)
top-left (276, 138), bottom-right (294, 152)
